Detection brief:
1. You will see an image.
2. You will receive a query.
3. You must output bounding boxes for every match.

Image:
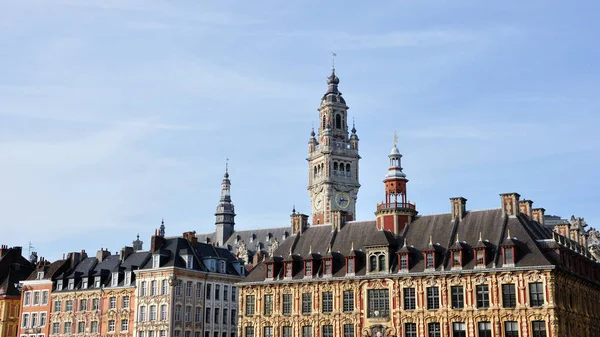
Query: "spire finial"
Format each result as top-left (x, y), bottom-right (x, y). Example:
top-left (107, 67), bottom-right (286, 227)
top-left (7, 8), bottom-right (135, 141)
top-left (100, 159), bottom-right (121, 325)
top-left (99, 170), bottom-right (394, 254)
top-left (456, 234), bottom-right (460, 243)
top-left (292, 204), bottom-right (296, 214)
top-left (393, 131), bottom-right (398, 147)
top-left (226, 157), bottom-right (229, 173)
top-left (507, 229), bottom-right (511, 239)
top-left (351, 241), bottom-right (354, 251)
top-left (331, 51), bottom-right (337, 70)
top-left (137, 233), bottom-right (140, 240)
top-left (327, 243), bottom-right (332, 253)
top-left (479, 232), bottom-right (483, 241)
top-left (429, 235), bottom-right (433, 246)
top-left (309, 245), bottom-right (312, 254)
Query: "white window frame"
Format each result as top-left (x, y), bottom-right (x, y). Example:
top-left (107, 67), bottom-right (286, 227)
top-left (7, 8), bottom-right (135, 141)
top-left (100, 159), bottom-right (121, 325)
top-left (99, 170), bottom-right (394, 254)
top-left (111, 272), bottom-right (119, 287)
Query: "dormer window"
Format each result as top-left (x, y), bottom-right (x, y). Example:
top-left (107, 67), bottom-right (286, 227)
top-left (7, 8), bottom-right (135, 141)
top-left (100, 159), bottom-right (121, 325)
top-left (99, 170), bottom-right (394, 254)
top-left (305, 261), bottom-right (312, 277)
top-left (68, 279), bottom-right (74, 290)
top-left (57, 280), bottom-right (63, 291)
top-left (111, 272), bottom-right (119, 287)
top-left (425, 252), bottom-right (435, 269)
top-left (399, 253), bottom-right (409, 272)
top-left (265, 263), bottom-right (274, 279)
top-left (323, 259), bottom-right (332, 276)
top-left (503, 247), bottom-right (514, 265)
top-left (82, 279), bottom-right (88, 289)
top-left (185, 255), bottom-right (193, 269)
top-left (368, 251), bottom-right (388, 273)
top-left (220, 261), bottom-right (226, 273)
top-left (285, 262), bottom-right (292, 278)
top-left (451, 250), bottom-right (462, 268)
top-left (94, 277), bottom-right (101, 288)
top-left (124, 271), bottom-right (132, 285)
top-left (475, 249), bottom-right (486, 267)
top-left (378, 255), bottom-right (386, 271)
top-left (37, 272), bottom-right (44, 280)
top-left (346, 257), bottom-right (355, 275)
top-left (153, 255), bottom-right (160, 268)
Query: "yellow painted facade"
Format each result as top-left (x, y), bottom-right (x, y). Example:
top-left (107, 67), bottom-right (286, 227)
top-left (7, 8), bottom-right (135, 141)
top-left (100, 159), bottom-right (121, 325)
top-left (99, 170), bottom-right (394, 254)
top-left (0, 298), bottom-right (20, 337)
top-left (238, 269), bottom-right (597, 337)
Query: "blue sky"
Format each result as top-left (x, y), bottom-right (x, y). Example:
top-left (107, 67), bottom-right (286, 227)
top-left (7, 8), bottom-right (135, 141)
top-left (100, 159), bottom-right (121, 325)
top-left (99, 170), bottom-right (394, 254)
top-left (1, 0), bottom-right (599, 261)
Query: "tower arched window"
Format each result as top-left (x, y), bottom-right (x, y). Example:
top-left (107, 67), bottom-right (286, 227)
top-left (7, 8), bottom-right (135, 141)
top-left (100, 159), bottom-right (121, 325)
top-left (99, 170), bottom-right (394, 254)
top-left (322, 115), bottom-right (326, 129)
top-left (314, 166), bottom-right (317, 178)
top-left (333, 162), bottom-right (338, 171)
top-left (369, 255), bottom-right (377, 272)
top-left (346, 164), bottom-right (351, 176)
top-left (378, 254), bottom-right (386, 271)
top-left (335, 114), bottom-right (342, 129)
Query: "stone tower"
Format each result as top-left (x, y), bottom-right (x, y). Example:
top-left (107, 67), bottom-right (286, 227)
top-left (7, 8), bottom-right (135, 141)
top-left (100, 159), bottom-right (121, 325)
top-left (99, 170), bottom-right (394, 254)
top-left (307, 68), bottom-right (360, 225)
top-left (215, 163), bottom-right (236, 246)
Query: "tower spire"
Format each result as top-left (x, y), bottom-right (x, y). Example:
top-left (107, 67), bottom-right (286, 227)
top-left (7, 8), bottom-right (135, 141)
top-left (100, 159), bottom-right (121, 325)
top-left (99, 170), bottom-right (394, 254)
top-left (215, 162), bottom-right (236, 246)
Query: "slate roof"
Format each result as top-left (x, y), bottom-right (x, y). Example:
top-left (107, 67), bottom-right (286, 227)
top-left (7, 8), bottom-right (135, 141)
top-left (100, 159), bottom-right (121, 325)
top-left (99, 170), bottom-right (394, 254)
top-left (197, 226), bottom-right (291, 262)
top-left (243, 208), bottom-right (579, 284)
top-left (0, 247), bottom-right (33, 297)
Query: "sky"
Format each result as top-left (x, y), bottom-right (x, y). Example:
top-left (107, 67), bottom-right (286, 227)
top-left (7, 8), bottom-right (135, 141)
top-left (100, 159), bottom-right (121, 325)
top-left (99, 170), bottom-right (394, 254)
top-left (1, 0), bottom-right (599, 261)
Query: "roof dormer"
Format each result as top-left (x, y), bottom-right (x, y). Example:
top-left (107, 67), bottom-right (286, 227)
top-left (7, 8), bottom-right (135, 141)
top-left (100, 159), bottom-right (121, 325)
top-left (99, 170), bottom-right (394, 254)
top-left (449, 236), bottom-right (464, 270)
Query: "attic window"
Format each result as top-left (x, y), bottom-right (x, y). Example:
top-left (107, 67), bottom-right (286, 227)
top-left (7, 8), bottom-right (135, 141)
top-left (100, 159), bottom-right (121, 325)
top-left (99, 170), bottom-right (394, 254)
top-left (399, 254), bottom-right (409, 271)
top-left (425, 252), bottom-right (435, 269)
top-left (503, 247), bottom-right (514, 265)
top-left (324, 259), bottom-right (332, 276)
top-left (368, 252), bottom-right (387, 273)
top-left (347, 258), bottom-right (355, 274)
top-left (82, 279), bottom-right (88, 289)
top-left (94, 277), bottom-right (101, 288)
top-left (153, 255), bottom-right (160, 269)
top-left (285, 263), bottom-right (292, 278)
top-left (220, 261), bottom-right (226, 273)
top-left (57, 280), bottom-right (63, 291)
top-left (476, 249), bottom-right (486, 267)
top-left (266, 263), bottom-right (274, 279)
top-left (111, 272), bottom-right (119, 287)
top-left (124, 272), bottom-right (132, 285)
top-left (305, 261), bottom-right (312, 277)
top-left (37, 272), bottom-right (44, 280)
top-left (68, 279), bottom-right (74, 290)
top-left (451, 250), bottom-right (462, 268)
top-left (185, 255), bottom-right (193, 269)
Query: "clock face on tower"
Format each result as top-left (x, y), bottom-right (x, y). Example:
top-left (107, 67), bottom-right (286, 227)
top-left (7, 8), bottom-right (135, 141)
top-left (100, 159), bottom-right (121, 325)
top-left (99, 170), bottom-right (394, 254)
top-left (335, 192), bottom-right (350, 209)
top-left (314, 193), bottom-right (323, 211)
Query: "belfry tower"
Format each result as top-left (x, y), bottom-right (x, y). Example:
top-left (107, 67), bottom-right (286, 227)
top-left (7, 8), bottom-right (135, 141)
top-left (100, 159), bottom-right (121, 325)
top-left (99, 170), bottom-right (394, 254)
top-left (215, 162), bottom-right (236, 246)
top-left (375, 134), bottom-right (417, 234)
top-left (307, 68), bottom-right (361, 225)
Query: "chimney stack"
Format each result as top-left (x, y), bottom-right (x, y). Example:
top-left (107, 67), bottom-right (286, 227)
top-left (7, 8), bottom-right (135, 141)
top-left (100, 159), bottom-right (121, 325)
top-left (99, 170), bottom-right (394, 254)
top-left (500, 193), bottom-right (520, 217)
top-left (532, 208), bottom-right (546, 225)
top-left (96, 248), bottom-right (110, 262)
top-left (183, 231), bottom-right (199, 247)
top-left (120, 246), bottom-right (134, 262)
top-left (519, 200), bottom-right (533, 219)
top-left (290, 212), bottom-right (309, 235)
top-left (151, 229), bottom-right (165, 254)
top-left (0, 245), bottom-right (8, 257)
top-left (450, 197), bottom-right (467, 221)
top-left (331, 210), bottom-right (347, 230)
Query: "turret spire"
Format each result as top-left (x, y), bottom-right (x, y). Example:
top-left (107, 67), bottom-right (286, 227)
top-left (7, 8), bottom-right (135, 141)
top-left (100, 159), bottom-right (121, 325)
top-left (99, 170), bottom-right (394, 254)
top-left (215, 162), bottom-right (236, 246)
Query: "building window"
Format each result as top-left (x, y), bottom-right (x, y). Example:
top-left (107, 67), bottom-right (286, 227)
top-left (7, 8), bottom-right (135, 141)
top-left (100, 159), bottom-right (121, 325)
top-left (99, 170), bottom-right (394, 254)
top-left (425, 252), bottom-right (435, 269)
top-left (263, 327), bottom-right (273, 337)
top-left (186, 255), bottom-right (193, 269)
top-left (31, 313), bottom-right (38, 328)
top-left (529, 282), bottom-right (544, 307)
top-left (150, 305), bottom-right (157, 321)
top-left (263, 295), bottom-right (273, 316)
top-left (502, 284), bottom-right (517, 308)
top-left (205, 308), bottom-right (211, 323)
top-left (214, 307), bottom-right (220, 324)
top-left (367, 289), bottom-right (389, 318)
top-left (112, 272), bottom-right (119, 287)
top-left (82, 278), bottom-right (88, 289)
top-left (347, 258), bottom-right (355, 274)
top-left (305, 261), bottom-right (312, 276)
top-left (451, 286), bottom-right (464, 309)
top-left (68, 279), bottom-right (74, 290)
top-left (426, 287), bottom-right (439, 310)
top-left (40, 313), bottom-right (47, 327)
top-left (195, 307), bottom-right (201, 322)
top-left (231, 309), bottom-right (236, 325)
top-left (52, 323), bottom-right (60, 334)
top-left (476, 249), bottom-right (485, 266)
top-left (302, 293), bottom-right (312, 314)
top-left (321, 292), bottom-right (333, 313)
top-left (90, 321), bottom-right (98, 333)
top-left (404, 288), bottom-right (416, 310)
top-left (162, 279), bottom-right (168, 295)
top-left (92, 298), bottom-right (99, 310)
top-left (215, 285), bottom-right (220, 300)
top-left (122, 296), bottom-right (130, 308)
top-left (174, 305), bottom-right (180, 321)
top-left (108, 320), bottom-right (115, 332)
top-left (138, 306), bottom-right (146, 321)
top-left (478, 322), bottom-right (492, 337)
top-left (246, 295), bottom-right (255, 316)
top-left (282, 294), bottom-right (292, 315)
top-left (54, 300), bottom-right (61, 312)
top-left (56, 280), bottom-right (63, 291)
top-left (185, 281), bottom-right (193, 297)
top-left (196, 282), bottom-right (202, 297)
top-left (282, 326), bottom-right (292, 337)
top-left (121, 319), bottom-right (128, 331)
top-left (452, 251), bottom-right (461, 267)
top-left (161, 304), bottom-right (168, 321)
top-left (206, 284), bottom-right (211, 299)
top-left (109, 297), bottom-right (116, 309)
top-left (343, 324), bottom-right (354, 337)
top-left (532, 321), bottom-right (547, 337)
top-left (63, 322), bottom-right (72, 334)
top-left (153, 255), bottom-right (160, 268)
top-left (223, 308), bottom-right (228, 324)
top-left (94, 277), bottom-right (101, 288)
top-left (405, 323), bottom-right (417, 337)
top-left (428, 323), bottom-right (441, 337)
top-left (21, 313), bottom-right (29, 328)
top-left (65, 300), bottom-right (73, 312)
top-left (141, 281), bottom-right (147, 296)
top-left (452, 322), bottom-right (466, 337)
top-left (124, 271), bottom-right (131, 285)
top-left (33, 291), bottom-right (40, 305)
top-left (399, 254), bottom-right (408, 270)
top-left (285, 263), bottom-right (293, 277)
top-left (504, 321), bottom-right (519, 337)
top-left (41, 291), bottom-right (49, 305)
top-left (245, 327), bottom-right (254, 337)
top-left (301, 326), bottom-right (312, 337)
top-left (24, 292), bottom-right (31, 306)
top-left (266, 264), bottom-right (273, 278)
top-left (322, 325), bottom-right (333, 337)
top-left (185, 306), bottom-right (192, 322)
top-left (324, 259), bottom-right (332, 275)
top-left (343, 290), bottom-right (354, 313)
top-left (232, 286), bottom-right (236, 301)
top-left (503, 247), bottom-right (514, 265)
top-left (476, 284), bottom-right (490, 308)
top-left (224, 285), bottom-right (228, 301)
top-left (77, 299), bottom-right (85, 311)
top-left (151, 280), bottom-right (157, 296)
top-left (175, 280), bottom-right (182, 296)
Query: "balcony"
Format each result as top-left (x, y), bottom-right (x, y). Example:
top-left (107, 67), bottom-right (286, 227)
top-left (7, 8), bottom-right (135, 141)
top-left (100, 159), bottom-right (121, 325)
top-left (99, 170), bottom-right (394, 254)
top-left (376, 202), bottom-right (416, 211)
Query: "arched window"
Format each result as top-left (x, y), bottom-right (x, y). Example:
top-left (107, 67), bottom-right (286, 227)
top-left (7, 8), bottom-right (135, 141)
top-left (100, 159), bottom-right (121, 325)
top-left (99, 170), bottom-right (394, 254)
top-left (333, 162), bottom-right (338, 171)
top-left (379, 255), bottom-right (386, 271)
top-left (335, 114), bottom-right (342, 129)
top-left (322, 115), bottom-right (326, 129)
top-left (346, 164), bottom-right (351, 176)
top-left (313, 166), bottom-right (317, 178)
top-left (369, 255), bottom-right (377, 272)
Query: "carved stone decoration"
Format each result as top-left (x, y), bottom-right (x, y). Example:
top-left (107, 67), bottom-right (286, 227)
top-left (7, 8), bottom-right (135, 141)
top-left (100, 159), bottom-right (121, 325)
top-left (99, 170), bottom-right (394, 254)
top-left (268, 238), bottom-right (279, 256)
top-left (237, 241), bottom-right (249, 264)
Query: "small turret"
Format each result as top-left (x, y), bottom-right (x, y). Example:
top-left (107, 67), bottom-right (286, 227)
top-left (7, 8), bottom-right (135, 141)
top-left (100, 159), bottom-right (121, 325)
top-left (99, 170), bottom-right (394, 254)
top-left (215, 160), bottom-right (236, 246)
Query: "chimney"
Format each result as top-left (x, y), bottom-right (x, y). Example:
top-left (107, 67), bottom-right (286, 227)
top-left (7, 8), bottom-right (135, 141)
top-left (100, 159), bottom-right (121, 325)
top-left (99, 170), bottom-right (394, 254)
top-left (0, 245), bottom-right (7, 257)
top-left (532, 208), bottom-right (546, 225)
top-left (291, 213), bottom-right (309, 235)
top-left (80, 249), bottom-right (88, 259)
top-left (499, 193), bottom-right (520, 217)
top-left (96, 248), bottom-right (110, 262)
top-left (253, 251), bottom-right (264, 265)
top-left (519, 200), bottom-right (533, 219)
top-left (331, 210), bottom-right (347, 230)
top-left (450, 197), bottom-right (467, 221)
top-left (68, 252), bottom-right (82, 266)
top-left (183, 231), bottom-right (198, 247)
top-left (120, 246), bottom-right (134, 262)
top-left (151, 229), bottom-right (165, 254)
